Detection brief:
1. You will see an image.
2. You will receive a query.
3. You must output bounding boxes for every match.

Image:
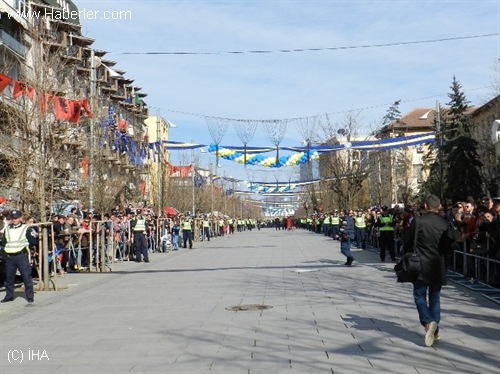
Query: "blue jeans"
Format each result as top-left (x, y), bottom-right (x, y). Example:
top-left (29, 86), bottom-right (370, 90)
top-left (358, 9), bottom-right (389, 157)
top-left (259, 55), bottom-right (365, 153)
top-left (172, 234), bottom-right (179, 250)
top-left (340, 240), bottom-right (352, 259)
top-left (413, 280), bottom-right (441, 329)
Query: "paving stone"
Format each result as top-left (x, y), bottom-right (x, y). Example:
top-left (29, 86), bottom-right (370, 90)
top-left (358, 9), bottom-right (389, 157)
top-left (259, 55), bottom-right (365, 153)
top-left (1, 229), bottom-right (498, 373)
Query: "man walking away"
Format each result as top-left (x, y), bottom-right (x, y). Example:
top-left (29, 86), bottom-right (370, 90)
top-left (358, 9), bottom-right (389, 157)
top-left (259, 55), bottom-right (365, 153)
top-left (403, 194), bottom-right (458, 347)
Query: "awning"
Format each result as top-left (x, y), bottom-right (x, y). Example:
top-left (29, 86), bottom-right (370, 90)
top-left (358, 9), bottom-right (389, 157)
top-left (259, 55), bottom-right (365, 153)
top-left (163, 207), bottom-right (179, 216)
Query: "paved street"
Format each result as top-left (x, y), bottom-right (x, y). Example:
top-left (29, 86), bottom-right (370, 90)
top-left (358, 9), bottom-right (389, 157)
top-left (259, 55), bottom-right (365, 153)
top-left (1, 228), bottom-right (499, 374)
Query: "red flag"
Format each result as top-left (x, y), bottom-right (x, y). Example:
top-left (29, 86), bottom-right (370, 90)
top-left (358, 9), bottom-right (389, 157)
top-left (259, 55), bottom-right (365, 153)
top-left (165, 162), bottom-right (192, 178)
top-left (138, 181), bottom-right (147, 196)
top-left (12, 80), bottom-right (34, 100)
top-left (12, 81), bottom-right (23, 99)
top-left (0, 73), bottom-right (12, 93)
top-left (79, 158), bottom-right (89, 177)
top-left (25, 86), bottom-right (34, 100)
top-left (81, 98), bottom-right (93, 118)
top-left (117, 119), bottom-right (127, 133)
top-left (68, 100), bottom-right (83, 123)
top-left (179, 164), bottom-right (193, 178)
top-left (54, 96), bottom-right (71, 120)
top-left (38, 92), bottom-right (52, 114)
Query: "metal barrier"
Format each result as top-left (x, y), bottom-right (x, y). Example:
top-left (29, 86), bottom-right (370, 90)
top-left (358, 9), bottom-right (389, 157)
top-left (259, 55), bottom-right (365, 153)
top-left (69, 220), bottom-right (115, 272)
top-left (452, 239), bottom-right (499, 285)
top-left (29, 222), bottom-right (58, 291)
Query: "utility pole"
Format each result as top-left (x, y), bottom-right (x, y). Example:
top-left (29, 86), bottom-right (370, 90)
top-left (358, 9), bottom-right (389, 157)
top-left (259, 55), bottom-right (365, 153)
top-left (210, 161), bottom-right (214, 214)
top-left (89, 49), bottom-right (96, 211)
top-left (156, 109), bottom-right (162, 215)
top-left (435, 100), bottom-right (443, 202)
top-left (191, 146), bottom-right (195, 216)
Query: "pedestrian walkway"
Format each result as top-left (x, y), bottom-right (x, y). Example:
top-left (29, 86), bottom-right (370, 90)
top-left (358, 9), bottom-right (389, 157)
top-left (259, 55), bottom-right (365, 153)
top-left (1, 229), bottom-right (498, 373)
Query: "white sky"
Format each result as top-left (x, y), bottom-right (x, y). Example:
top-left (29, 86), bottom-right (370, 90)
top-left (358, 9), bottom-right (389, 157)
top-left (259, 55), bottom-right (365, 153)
top-left (77, 0), bottom-right (499, 182)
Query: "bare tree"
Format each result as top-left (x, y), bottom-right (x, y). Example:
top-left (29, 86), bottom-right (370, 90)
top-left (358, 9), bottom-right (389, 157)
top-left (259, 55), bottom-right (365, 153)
top-left (316, 111), bottom-right (370, 210)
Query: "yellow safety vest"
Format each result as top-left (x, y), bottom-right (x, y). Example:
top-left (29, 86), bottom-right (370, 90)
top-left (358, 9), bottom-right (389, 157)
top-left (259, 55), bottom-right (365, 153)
top-left (324, 217), bottom-right (331, 224)
top-left (134, 218), bottom-right (146, 232)
top-left (203, 220), bottom-right (210, 228)
top-left (354, 216), bottom-right (366, 228)
top-left (4, 224), bottom-right (29, 254)
top-left (181, 220), bottom-right (192, 230)
top-left (379, 215), bottom-right (394, 231)
top-left (331, 216), bottom-right (340, 225)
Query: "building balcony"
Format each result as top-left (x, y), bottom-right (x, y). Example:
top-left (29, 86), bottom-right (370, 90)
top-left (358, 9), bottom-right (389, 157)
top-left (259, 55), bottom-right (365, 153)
top-left (42, 29), bottom-right (65, 47)
top-left (61, 44), bottom-right (81, 61)
top-left (0, 29), bottom-right (25, 58)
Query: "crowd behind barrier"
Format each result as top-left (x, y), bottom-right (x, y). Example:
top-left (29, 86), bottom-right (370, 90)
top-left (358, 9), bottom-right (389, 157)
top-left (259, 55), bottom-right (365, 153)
top-left (0, 197), bottom-right (498, 290)
top-left (292, 196), bottom-right (500, 288)
top-left (0, 203), bottom-right (262, 287)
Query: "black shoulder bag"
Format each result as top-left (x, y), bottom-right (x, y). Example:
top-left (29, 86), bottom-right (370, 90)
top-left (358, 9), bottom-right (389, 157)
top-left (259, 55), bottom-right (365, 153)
top-left (394, 218), bottom-right (421, 283)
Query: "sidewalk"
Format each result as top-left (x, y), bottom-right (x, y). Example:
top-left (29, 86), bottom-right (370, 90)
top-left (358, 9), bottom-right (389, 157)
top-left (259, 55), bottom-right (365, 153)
top-left (1, 228), bottom-right (498, 373)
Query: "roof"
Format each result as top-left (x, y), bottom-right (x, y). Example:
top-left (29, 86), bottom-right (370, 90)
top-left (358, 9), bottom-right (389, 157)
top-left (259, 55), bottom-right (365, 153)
top-left (393, 108), bottom-right (436, 129)
top-left (470, 94), bottom-right (500, 118)
top-left (382, 105), bottom-right (479, 136)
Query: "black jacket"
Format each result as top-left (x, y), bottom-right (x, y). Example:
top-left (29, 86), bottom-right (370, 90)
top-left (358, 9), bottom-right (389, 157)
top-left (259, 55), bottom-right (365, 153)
top-left (403, 212), bottom-right (457, 286)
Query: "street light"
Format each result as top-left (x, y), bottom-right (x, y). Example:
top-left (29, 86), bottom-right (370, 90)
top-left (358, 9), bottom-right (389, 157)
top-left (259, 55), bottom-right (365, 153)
top-left (156, 109), bottom-right (163, 215)
top-left (435, 101), bottom-right (443, 201)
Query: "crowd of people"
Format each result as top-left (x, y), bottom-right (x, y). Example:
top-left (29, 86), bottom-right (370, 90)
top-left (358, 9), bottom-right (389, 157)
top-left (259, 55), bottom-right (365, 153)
top-left (0, 202), bottom-right (262, 302)
top-left (1, 195), bottom-right (499, 308)
top-left (292, 196), bottom-right (500, 286)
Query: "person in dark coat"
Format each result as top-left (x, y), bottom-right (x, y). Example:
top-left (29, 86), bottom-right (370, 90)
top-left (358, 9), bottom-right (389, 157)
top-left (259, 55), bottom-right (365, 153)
top-left (336, 214), bottom-right (355, 266)
top-left (403, 194), bottom-right (458, 347)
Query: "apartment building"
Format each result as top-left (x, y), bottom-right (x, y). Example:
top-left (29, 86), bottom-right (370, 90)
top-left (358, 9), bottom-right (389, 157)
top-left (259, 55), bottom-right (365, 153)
top-left (0, 0), bottom-right (153, 216)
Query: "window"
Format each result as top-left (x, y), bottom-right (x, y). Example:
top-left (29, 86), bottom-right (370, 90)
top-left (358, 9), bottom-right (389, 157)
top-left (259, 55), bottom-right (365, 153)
top-left (15, 0), bottom-right (27, 13)
top-left (412, 165), bottom-right (422, 179)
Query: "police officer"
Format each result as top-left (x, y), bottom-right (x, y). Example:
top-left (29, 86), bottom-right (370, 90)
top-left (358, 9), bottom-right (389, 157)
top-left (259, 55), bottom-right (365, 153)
top-left (202, 215), bottom-right (210, 241)
top-left (376, 206), bottom-right (396, 261)
top-left (131, 209), bottom-right (149, 262)
top-left (354, 209), bottom-right (367, 249)
top-left (1, 210), bottom-right (37, 303)
top-left (323, 214), bottom-right (331, 236)
top-left (331, 210), bottom-right (340, 239)
top-left (181, 214), bottom-right (193, 249)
